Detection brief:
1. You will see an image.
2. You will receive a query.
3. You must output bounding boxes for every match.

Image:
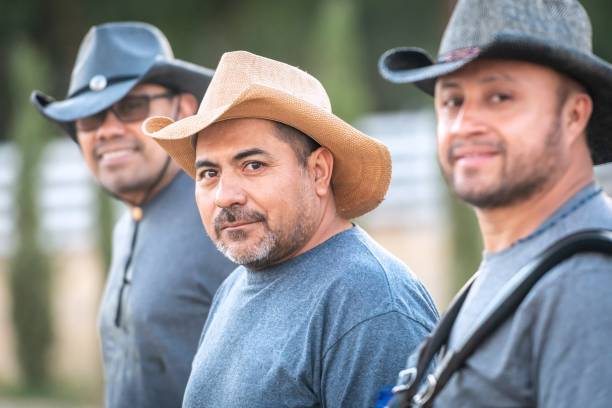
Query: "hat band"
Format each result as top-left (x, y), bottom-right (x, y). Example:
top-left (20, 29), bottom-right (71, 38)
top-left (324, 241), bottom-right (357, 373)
top-left (438, 47), bottom-right (481, 63)
top-left (68, 74), bottom-right (141, 98)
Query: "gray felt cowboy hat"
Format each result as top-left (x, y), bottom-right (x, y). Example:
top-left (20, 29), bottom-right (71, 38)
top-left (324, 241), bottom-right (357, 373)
top-left (31, 21), bottom-right (214, 139)
top-left (378, 0), bottom-right (612, 165)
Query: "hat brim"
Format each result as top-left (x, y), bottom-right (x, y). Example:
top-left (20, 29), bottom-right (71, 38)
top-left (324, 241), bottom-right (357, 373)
top-left (143, 84), bottom-right (392, 219)
top-left (31, 58), bottom-right (213, 140)
top-left (379, 32), bottom-right (612, 165)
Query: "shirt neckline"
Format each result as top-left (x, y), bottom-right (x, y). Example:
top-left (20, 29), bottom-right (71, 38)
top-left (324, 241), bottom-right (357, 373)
top-left (483, 182), bottom-right (603, 260)
top-left (244, 225), bottom-right (359, 285)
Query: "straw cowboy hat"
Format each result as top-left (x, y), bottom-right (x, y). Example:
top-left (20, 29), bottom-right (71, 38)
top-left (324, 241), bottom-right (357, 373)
top-left (31, 21), bottom-right (213, 139)
top-left (378, 0), bottom-right (612, 165)
top-left (142, 50), bottom-right (391, 219)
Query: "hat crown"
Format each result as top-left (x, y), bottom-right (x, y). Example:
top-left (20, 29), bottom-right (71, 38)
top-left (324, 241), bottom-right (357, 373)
top-left (198, 51), bottom-right (331, 115)
top-left (69, 22), bottom-right (174, 97)
top-left (439, 0), bottom-right (592, 59)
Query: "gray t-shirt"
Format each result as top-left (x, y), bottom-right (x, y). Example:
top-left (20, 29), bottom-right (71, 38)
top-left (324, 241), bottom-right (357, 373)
top-left (183, 226), bottom-right (439, 408)
top-left (98, 171), bottom-right (235, 408)
top-left (435, 183), bottom-right (612, 407)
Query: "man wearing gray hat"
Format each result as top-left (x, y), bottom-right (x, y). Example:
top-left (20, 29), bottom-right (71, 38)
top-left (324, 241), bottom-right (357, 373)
top-left (379, 0), bottom-right (612, 407)
top-left (31, 22), bottom-right (234, 408)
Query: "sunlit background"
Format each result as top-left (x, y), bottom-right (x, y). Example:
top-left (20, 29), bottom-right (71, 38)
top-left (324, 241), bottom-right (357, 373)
top-left (1, 1), bottom-right (612, 406)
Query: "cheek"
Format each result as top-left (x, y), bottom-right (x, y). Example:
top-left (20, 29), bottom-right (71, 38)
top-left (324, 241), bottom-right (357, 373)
top-left (436, 126), bottom-right (452, 164)
top-left (500, 114), bottom-right (547, 153)
top-left (77, 137), bottom-right (99, 172)
top-left (195, 187), bottom-right (216, 228)
top-left (133, 132), bottom-right (163, 158)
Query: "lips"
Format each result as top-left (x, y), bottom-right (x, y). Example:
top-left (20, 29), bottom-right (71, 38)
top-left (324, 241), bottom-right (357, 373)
top-left (94, 143), bottom-right (140, 165)
top-left (449, 142), bottom-right (503, 166)
top-left (219, 221), bottom-right (259, 231)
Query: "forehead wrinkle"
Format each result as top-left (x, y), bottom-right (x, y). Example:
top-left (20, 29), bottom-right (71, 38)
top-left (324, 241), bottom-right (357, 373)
top-left (439, 71), bottom-right (516, 89)
top-left (478, 72), bottom-right (516, 84)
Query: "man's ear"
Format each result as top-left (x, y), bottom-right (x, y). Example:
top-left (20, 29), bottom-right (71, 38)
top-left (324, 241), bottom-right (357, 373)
top-left (308, 147), bottom-right (334, 197)
top-left (564, 91), bottom-right (593, 145)
top-left (178, 93), bottom-right (199, 118)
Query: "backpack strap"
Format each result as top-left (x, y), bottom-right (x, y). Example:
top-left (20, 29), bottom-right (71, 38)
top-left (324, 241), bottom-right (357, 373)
top-left (389, 273), bottom-right (478, 401)
top-left (388, 229), bottom-right (612, 408)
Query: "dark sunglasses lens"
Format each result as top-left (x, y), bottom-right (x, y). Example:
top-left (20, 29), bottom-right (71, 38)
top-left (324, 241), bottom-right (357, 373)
top-left (115, 96), bottom-right (149, 122)
top-left (76, 111), bottom-right (106, 131)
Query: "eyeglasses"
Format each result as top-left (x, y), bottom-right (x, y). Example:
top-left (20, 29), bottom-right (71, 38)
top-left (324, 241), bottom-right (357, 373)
top-left (75, 92), bottom-right (176, 132)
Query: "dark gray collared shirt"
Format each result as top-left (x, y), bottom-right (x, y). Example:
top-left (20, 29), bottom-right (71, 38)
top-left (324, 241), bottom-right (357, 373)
top-left (98, 171), bottom-right (235, 408)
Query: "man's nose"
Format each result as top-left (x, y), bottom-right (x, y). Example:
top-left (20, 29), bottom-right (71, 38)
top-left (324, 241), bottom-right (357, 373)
top-left (214, 176), bottom-right (247, 209)
top-left (448, 100), bottom-right (487, 138)
top-left (95, 110), bottom-right (127, 141)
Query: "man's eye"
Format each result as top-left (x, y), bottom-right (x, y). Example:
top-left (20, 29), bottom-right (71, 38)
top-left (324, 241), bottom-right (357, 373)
top-left (198, 169), bottom-right (218, 180)
top-left (244, 161), bottom-right (264, 171)
top-left (490, 93), bottom-right (512, 103)
top-left (442, 97), bottom-right (463, 108)
top-left (116, 98), bottom-right (147, 117)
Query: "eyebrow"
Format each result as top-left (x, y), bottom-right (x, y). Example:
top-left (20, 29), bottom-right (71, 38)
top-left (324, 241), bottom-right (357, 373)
top-left (194, 148), bottom-right (272, 169)
top-left (195, 158), bottom-right (217, 169)
top-left (233, 148), bottom-right (270, 162)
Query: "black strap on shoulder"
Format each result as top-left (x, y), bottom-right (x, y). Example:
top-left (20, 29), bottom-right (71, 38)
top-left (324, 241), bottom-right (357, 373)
top-left (389, 273), bottom-right (477, 402)
top-left (388, 229), bottom-right (612, 408)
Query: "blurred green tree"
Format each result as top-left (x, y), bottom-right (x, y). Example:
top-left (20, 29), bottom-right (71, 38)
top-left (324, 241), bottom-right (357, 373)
top-left (8, 39), bottom-right (54, 389)
top-left (307, 0), bottom-right (371, 122)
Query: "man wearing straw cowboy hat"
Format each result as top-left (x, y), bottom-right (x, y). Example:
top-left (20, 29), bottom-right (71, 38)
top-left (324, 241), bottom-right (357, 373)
top-left (31, 22), bottom-right (234, 407)
top-left (379, 0), bottom-right (612, 406)
top-left (143, 50), bottom-right (439, 407)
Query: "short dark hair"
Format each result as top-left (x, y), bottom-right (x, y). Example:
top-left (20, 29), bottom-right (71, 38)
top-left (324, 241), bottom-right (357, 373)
top-left (272, 122), bottom-right (321, 167)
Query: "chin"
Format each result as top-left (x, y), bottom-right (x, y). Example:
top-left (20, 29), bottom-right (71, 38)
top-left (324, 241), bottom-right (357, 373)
top-left (100, 180), bottom-right (142, 198)
top-left (452, 182), bottom-right (501, 207)
top-left (217, 239), bottom-right (269, 264)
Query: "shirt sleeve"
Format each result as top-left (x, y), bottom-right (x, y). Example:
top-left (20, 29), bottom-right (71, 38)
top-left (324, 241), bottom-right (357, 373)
top-left (321, 310), bottom-right (432, 408)
top-left (530, 264), bottom-right (612, 408)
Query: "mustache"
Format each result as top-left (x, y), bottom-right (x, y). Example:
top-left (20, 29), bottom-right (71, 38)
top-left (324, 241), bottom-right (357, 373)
top-left (447, 139), bottom-right (506, 162)
top-left (214, 206), bottom-right (266, 236)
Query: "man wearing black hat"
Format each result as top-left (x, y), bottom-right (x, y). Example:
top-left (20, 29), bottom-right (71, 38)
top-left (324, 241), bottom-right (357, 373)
top-left (31, 22), bottom-right (234, 408)
top-left (379, 0), bottom-right (612, 406)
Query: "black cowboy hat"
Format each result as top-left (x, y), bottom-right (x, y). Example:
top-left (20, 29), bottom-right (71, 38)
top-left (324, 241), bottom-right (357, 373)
top-left (31, 21), bottom-right (214, 139)
top-left (378, 0), bottom-right (612, 165)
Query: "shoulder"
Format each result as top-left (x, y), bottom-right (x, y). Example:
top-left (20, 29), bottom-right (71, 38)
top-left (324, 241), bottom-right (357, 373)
top-left (518, 252), bottom-right (612, 343)
top-left (528, 252), bottom-right (612, 303)
top-left (520, 193), bottom-right (612, 316)
top-left (311, 227), bottom-right (438, 330)
top-left (514, 253), bottom-right (612, 403)
top-left (321, 226), bottom-right (413, 281)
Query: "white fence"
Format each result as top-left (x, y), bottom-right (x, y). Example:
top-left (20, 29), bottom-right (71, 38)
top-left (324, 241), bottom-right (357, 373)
top-left (2, 110), bottom-right (612, 257)
top-left (0, 139), bottom-right (98, 257)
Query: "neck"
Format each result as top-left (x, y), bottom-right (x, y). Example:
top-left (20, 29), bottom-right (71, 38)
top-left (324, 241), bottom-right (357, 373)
top-left (119, 163), bottom-right (180, 208)
top-left (288, 198), bottom-right (352, 261)
top-left (476, 164), bottom-right (593, 253)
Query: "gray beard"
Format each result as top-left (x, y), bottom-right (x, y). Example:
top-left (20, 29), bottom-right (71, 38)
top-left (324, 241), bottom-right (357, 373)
top-left (213, 184), bottom-right (317, 270)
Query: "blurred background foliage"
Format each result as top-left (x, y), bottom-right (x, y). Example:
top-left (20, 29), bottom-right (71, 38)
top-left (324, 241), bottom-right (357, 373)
top-left (1, 0), bottom-right (611, 139)
top-left (8, 39), bottom-right (54, 390)
top-left (1, 0), bottom-right (612, 401)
